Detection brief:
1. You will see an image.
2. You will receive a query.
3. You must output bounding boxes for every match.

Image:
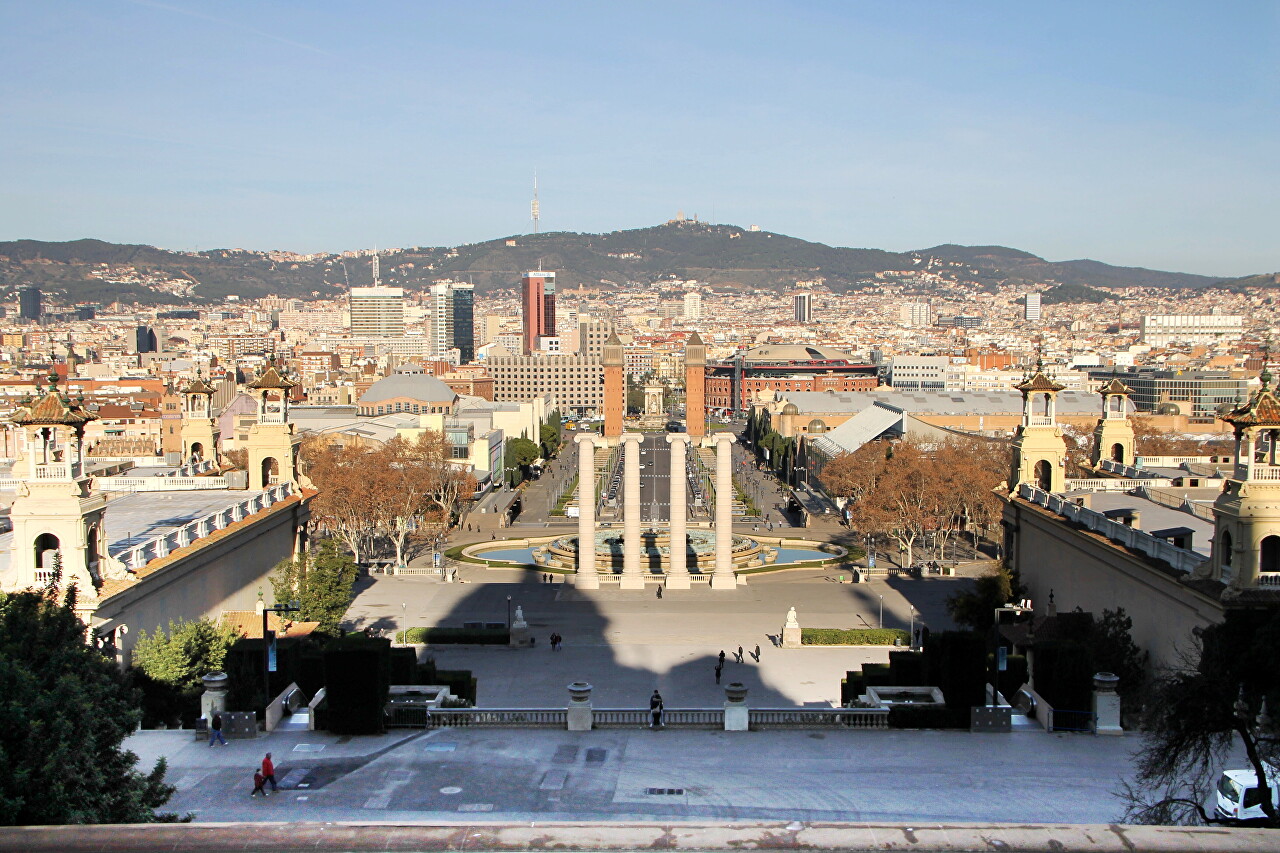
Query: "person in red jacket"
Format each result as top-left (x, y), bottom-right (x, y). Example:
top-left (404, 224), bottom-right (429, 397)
top-left (251, 769), bottom-right (267, 797)
top-left (261, 753), bottom-right (277, 792)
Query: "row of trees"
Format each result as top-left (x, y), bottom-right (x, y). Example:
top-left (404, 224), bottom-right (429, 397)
top-left (819, 435), bottom-right (1008, 565)
top-left (301, 432), bottom-right (476, 567)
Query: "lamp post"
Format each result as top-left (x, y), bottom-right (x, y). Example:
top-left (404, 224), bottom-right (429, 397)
top-left (401, 602), bottom-right (407, 643)
top-left (261, 602), bottom-right (300, 714)
top-left (910, 607), bottom-right (917, 649)
top-left (990, 601), bottom-right (1033, 707)
top-left (879, 594), bottom-right (884, 630)
top-left (507, 595), bottom-right (513, 631)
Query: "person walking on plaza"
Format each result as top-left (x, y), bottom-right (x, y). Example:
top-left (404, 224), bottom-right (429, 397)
top-left (208, 712), bottom-right (227, 747)
top-left (649, 690), bottom-right (664, 728)
top-left (737, 645), bottom-right (744, 663)
top-left (754, 643), bottom-right (761, 662)
top-left (714, 662), bottom-right (723, 684)
top-left (261, 752), bottom-right (277, 792)
top-left (718, 649), bottom-right (726, 668)
top-left (251, 769), bottom-right (268, 797)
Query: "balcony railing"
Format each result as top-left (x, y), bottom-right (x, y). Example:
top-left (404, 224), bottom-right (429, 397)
top-left (384, 706), bottom-right (891, 730)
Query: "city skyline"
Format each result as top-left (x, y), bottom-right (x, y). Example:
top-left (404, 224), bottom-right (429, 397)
top-left (1, 2), bottom-right (1276, 277)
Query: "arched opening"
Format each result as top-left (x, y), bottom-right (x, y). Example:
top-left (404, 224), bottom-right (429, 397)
top-left (1220, 529), bottom-right (1233, 568)
top-left (190, 442), bottom-right (204, 462)
top-left (261, 456), bottom-right (280, 486)
top-left (34, 532), bottom-right (60, 582)
top-left (87, 525), bottom-right (100, 565)
top-left (1261, 535), bottom-right (1280, 575)
top-left (1110, 443), bottom-right (1125, 463)
top-left (1033, 459), bottom-right (1053, 491)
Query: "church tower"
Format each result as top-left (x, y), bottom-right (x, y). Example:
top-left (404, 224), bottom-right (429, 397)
top-left (1090, 378), bottom-right (1136, 468)
top-left (684, 331), bottom-right (707, 440)
top-left (245, 360), bottom-right (299, 491)
top-left (179, 371), bottom-right (220, 466)
top-left (1206, 369), bottom-right (1280, 594)
top-left (7, 374), bottom-right (108, 602)
top-left (602, 331), bottom-right (624, 441)
top-left (1009, 365), bottom-right (1067, 493)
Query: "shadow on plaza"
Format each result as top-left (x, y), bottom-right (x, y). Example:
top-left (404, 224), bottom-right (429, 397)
top-left (351, 568), bottom-right (821, 710)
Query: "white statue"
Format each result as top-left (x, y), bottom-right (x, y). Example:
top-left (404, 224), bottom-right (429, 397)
top-left (785, 606), bottom-right (799, 628)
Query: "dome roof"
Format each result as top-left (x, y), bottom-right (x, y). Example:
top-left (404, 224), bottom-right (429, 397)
top-left (359, 368), bottom-right (457, 405)
top-left (739, 344), bottom-right (854, 364)
top-left (782, 403), bottom-right (800, 415)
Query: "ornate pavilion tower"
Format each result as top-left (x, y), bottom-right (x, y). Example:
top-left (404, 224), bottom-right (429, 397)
top-left (1205, 370), bottom-right (1280, 594)
top-left (1090, 377), bottom-right (1136, 468)
top-left (7, 374), bottom-right (108, 601)
top-left (245, 360), bottom-right (299, 491)
top-left (179, 371), bottom-right (220, 466)
top-left (1009, 365), bottom-right (1068, 493)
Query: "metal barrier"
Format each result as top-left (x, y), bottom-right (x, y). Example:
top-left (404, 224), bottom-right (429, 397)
top-left (385, 706), bottom-right (890, 730)
top-left (419, 708), bottom-right (569, 728)
top-left (1049, 708), bottom-right (1096, 733)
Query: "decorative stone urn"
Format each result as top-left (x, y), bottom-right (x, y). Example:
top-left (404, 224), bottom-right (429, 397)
top-left (724, 682), bottom-right (749, 703)
top-left (1092, 671), bottom-right (1122, 736)
top-left (567, 681), bottom-right (593, 732)
top-left (200, 670), bottom-right (230, 724)
top-left (567, 681), bottom-right (593, 704)
top-left (1093, 671), bottom-right (1119, 692)
top-left (723, 682), bottom-right (749, 731)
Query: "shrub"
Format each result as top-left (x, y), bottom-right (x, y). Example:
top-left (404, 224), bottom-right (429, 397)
top-left (1032, 640), bottom-right (1094, 712)
top-left (841, 671), bottom-right (866, 705)
top-left (400, 627), bottom-right (509, 645)
top-left (862, 662), bottom-right (893, 687)
top-left (889, 650), bottom-right (926, 686)
top-left (801, 628), bottom-right (910, 645)
top-left (323, 634), bottom-right (390, 735)
top-left (926, 630), bottom-right (986, 710)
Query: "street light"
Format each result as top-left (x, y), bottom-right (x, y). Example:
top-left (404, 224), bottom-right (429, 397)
top-left (878, 594), bottom-right (884, 630)
top-left (990, 600), bottom-right (1033, 707)
top-left (506, 594), bottom-right (513, 631)
top-left (401, 602), bottom-right (407, 643)
top-left (910, 606), bottom-right (917, 649)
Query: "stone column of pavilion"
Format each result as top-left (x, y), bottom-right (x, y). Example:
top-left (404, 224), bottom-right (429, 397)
top-left (574, 433), bottom-right (600, 589)
top-left (711, 432), bottom-right (737, 590)
top-left (620, 433), bottom-right (646, 589)
top-left (665, 432), bottom-right (691, 589)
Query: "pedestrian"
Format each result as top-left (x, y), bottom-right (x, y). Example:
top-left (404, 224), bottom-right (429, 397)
top-left (754, 643), bottom-right (761, 661)
top-left (656, 585), bottom-right (663, 599)
top-left (718, 650), bottom-right (726, 667)
top-left (251, 768), bottom-right (267, 797)
top-left (737, 645), bottom-right (744, 663)
top-left (261, 752), bottom-right (277, 792)
top-left (714, 662), bottom-right (722, 684)
top-left (491, 532), bottom-right (496, 540)
top-left (649, 689), bottom-right (664, 728)
top-left (208, 712), bottom-right (227, 747)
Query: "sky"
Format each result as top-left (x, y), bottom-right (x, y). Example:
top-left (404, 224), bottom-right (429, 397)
top-left (1, 1), bottom-right (1277, 277)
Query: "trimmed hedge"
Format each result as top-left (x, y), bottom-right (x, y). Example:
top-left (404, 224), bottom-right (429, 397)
top-left (887, 704), bottom-right (969, 729)
top-left (400, 626), bottom-right (509, 645)
top-left (323, 634), bottom-right (391, 735)
top-left (889, 650), bottom-right (926, 686)
top-left (802, 628), bottom-right (910, 646)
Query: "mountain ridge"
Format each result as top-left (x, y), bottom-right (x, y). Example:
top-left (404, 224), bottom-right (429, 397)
top-left (0, 222), bottom-right (1250, 305)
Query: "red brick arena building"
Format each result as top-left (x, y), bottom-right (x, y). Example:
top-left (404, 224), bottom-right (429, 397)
top-left (704, 344), bottom-right (879, 414)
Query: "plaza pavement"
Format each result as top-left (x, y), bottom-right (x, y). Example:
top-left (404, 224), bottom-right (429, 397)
top-left (128, 721), bottom-right (1141, 825)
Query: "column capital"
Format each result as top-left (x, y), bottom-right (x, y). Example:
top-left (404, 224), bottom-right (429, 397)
top-left (621, 432), bottom-right (644, 445)
top-left (713, 432), bottom-right (737, 446)
top-left (575, 433), bottom-right (600, 447)
top-left (665, 432), bottom-right (691, 446)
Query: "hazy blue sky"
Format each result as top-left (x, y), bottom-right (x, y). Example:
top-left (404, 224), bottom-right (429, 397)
top-left (1, 1), bottom-right (1276, 276)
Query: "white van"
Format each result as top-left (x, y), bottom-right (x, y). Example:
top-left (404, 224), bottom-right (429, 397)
top-left (1215, 764), bottom-right (1279, 822)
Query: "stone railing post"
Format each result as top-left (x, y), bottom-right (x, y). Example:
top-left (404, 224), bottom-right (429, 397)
top-left (567, 681), bottom-right (593, 731)
top-left (1093, 672), bottom-right (1122, 735)
top-left (724, 682), bottom-right (748, 731)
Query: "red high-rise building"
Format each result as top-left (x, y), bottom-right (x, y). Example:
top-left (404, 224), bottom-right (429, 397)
top-left (521, 270), bottom-right (556, 354)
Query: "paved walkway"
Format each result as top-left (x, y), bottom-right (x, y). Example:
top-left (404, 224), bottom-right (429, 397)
top-left (127, 723), bottom-right (1141, 825)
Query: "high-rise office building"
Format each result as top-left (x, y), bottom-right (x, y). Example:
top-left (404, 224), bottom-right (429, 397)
top-left (349, 286), bottom-right (405, 337)
top-left (899, 302), bottom-right (931, 327)
top-left (683, 290), bottom-right (703, 321)
top-left (521, 270), bottom-right (556, 354)
top-left (793, 291), bottom-right (813, 324)
top-left (427, 281), bottom-right (476, 363)
top-left (133, 326), bottom-right (158, 354)
top-left (1024, 292), bottom-right (1042, 323)
top-left (18, 286), bottom-right (41, 322)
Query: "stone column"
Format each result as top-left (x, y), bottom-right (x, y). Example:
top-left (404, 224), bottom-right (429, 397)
top-left (620, 434), bottom-right (645, 589)
top-left (1093, 671), bottom-right (1122, 736)
top-left (665, 433), bottom-right (691, 589)
top-left (574, 434), bottom-right (599, 589)
top-left (711, 433), bottom-right (737, 589)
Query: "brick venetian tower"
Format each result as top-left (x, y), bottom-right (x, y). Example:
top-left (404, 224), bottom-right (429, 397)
top-left (602, 330), bottom-right (624, 440)
top-left (684, 331), bottom-right (707, 439)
